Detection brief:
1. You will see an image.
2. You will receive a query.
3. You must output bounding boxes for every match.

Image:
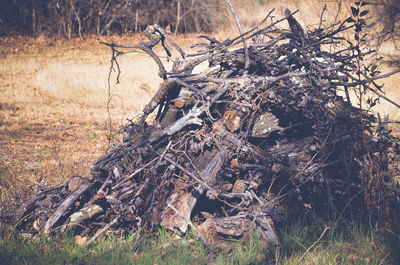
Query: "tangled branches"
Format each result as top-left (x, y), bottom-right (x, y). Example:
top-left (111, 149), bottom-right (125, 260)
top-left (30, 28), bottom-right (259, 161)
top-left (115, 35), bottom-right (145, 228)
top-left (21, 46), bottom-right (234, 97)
top-left (2, 5), bottom-right (400, 249)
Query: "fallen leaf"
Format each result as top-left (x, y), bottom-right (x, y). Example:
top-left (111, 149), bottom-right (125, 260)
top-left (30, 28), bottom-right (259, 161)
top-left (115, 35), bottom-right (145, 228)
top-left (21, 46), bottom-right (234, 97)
top-left (75, 235), bottom-right (88, 246)
top-left (33, 218), bottom-right (41, 231)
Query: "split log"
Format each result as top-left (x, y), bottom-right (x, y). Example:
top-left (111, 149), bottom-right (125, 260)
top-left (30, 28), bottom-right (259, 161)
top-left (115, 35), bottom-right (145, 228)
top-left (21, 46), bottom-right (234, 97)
top-left (43, 181), bottom-right (92, 234)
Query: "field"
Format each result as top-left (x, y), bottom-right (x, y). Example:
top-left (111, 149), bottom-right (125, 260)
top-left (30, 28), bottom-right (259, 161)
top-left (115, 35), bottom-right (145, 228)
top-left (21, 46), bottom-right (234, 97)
top-left (1, 1), bottom-right (400, 264)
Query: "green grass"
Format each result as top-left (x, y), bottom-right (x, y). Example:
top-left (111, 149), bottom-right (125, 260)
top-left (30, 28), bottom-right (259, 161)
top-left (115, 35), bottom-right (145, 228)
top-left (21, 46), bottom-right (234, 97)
top-left (1, 219), bottom-right (398, 265)
top-left (0, 228), bottom-right (209, 265)
top-left (278, 225), bottom-right (394, 264)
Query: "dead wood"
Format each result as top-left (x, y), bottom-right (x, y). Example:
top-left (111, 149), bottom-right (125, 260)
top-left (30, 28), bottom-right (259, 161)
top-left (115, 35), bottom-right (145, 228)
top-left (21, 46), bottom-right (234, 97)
top-left (3, 6), bottom-right (400, 252)
top-left (43, 181), bottom-right (92, 234)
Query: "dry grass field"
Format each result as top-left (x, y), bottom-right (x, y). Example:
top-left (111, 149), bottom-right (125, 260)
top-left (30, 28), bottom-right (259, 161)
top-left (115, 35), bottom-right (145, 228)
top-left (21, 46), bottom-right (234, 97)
top-left (1, 0), bottom-right (400, 210)
top-left (0, 33), bottom-right (207, 207)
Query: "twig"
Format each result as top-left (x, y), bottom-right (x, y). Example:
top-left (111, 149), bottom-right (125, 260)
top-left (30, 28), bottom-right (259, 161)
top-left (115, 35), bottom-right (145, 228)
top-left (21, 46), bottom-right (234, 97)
top-left (339, 69), bottom-right (400, 109)
top-left (85, 217), bottom-right (119, 246)
top-left (154, 24), bottom-right (186, 59)
top-left (101, 38), bottom-right (167, 80)
top-left (318, 4), bottom-right (327, 30)
top-left (163, 155), bottom-right (218, 197)
top-left (100, 41), bottom-right (140, 49)
top-left (105, 44), bottom-right (122, 149)
top-left (346, 69), bottom-right (400, 86)
top-left (295, 226), bottom-right (330, 265)
top-left (112, 157), bottom-right (159, 190)
top-left (225, 0), bottom-right (249, 69)
top-left (140, 41), bottom-right (167, 79)
top-left (174, 78), bottom-right (207, 96)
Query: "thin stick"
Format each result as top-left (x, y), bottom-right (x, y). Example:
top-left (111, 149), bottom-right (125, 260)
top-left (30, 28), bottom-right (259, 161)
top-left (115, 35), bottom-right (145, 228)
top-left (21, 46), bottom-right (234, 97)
top-left (225, 0), bottom-right (249, 69)
top-left (112, 157), bottom-right (159, 190)
top-left (318, 4), bottom-right (327, 30)
top-left (154, 24), bottom-right (186, 58)
top-left (347, 69), bottom-right (400, 86)
top-left (295, 227), bottom-right (330, 265)
top-left (140, 42), bottom-right (167, 79)
top-left (339, 70), bottom-right (400, 109)
top-left (100, 39), bottom-right (167, 80)
top-left (163, 156), bottom-right (218, 197)
top-left (174, 78), bottom-right (207, 96)
top-left (85, 217), bottom-right (119, 246)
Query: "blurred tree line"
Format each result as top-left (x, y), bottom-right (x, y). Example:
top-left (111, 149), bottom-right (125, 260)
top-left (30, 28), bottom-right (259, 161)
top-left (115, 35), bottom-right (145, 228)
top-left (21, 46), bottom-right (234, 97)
top-left (369, 0), bottom-right (400, 64)
top-left (0, 0), bottom-right (224, 37)
top-left (371, 0), bottom-right (399, 46)
top-left (0, 0), bottom-right (399, 48)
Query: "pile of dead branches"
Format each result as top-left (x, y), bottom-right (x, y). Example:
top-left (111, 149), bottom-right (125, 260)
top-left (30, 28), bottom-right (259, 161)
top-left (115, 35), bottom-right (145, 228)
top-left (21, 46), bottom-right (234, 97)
top-left (2, 6), bottom-right (400, 249)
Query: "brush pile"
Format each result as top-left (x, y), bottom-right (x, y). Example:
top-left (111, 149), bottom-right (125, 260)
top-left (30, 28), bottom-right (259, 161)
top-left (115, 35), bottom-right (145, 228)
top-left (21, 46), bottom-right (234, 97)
top-left (2, 7), bottom-right (399, 248)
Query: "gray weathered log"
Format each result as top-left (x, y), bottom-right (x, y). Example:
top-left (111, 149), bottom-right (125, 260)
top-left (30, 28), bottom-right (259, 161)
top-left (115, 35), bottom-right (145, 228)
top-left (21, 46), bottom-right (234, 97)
top-left (43, 182), bottom-right (92, 234)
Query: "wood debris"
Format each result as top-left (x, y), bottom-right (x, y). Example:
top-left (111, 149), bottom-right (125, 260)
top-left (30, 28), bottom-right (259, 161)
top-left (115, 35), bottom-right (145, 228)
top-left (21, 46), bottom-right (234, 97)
top-left (2, 7), bottom-right (399, 251)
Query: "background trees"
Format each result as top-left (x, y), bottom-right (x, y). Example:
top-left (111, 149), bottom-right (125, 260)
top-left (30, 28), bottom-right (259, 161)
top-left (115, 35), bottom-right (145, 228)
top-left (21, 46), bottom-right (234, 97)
top-left (0, 0), bottom-right (399, 64)
top-left (1, 0), bottom-right (399, 41)
top-left (0, 0), bottom-right (223, 36)
top-left (369, 0), bottom-right (400, 65)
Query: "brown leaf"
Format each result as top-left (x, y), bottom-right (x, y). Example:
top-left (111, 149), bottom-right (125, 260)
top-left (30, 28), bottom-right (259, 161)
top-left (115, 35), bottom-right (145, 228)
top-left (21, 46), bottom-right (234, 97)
top-left (232, 179), bottom-right (247, 193)
top-left (75, 235), bottom-right (88, 246)
top-left (200, 211), bottom-right (214, 219)
top-left (223, 110), bottom-right (242, 132)
top-left (231, 158), bottom-right (239, 167)
top-left (33, 218), bottom-right (41, 231)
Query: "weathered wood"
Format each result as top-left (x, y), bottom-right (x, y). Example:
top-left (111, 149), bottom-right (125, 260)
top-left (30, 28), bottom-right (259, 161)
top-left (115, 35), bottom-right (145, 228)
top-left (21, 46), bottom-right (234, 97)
top-left (85, 217), bottom-right (118, 246)
top-left (251, 112), bottom-right (281, 137)
top-left (197, 147), bottom-right (228, 194)
top-left (43, 182), bottom-right (91, 234)
top-left (213, 212), bottom-right (249, 237)
top-left (197, 210), bottom-right (280, 247)
top-left (254, 210), bottom-right (280, 246)
top-left (161, 147), bottom-right (228, 233)
top-left (13, 183), bottom-right (65, 222)
top-left (6, 8), bottom-right (399, 254)
top-left (161, 183), bottom-right (196, 233)
top-left (63, 204), bottom-right (103, 232)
